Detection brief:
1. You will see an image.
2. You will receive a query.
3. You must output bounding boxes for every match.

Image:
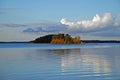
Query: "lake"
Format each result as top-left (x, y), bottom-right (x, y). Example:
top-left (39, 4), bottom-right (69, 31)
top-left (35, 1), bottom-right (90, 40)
top-left (0, 43), bottom-right (120, 80)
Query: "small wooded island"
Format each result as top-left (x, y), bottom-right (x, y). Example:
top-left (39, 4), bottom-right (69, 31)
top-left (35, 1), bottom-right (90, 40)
top-left (30, 33), bottom-right (84, 44)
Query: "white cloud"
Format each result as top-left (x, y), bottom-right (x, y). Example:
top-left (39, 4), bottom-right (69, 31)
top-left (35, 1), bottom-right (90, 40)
top-left (114, 14), bottom-right (120, 27)
top-left (23, 12), bottom-right (120, 38)
top-left (114, 21), bottom-right (120, 26)
top-left (61, 13), bottom-right (113, 31)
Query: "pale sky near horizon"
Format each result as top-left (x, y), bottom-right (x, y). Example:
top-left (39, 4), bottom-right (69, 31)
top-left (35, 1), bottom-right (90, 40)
top-left (0, 0), bottom-right (120, 41)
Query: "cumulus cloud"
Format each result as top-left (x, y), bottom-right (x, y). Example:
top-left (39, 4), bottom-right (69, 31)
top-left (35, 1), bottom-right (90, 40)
top-left (114, 21), bottom-right (120, 26)
top-left (114, 14), bottom-right (120, 27)
top-left (23, 13), bottom-right (120, 37)
top-left (61, 13), bottom-right (114, 31)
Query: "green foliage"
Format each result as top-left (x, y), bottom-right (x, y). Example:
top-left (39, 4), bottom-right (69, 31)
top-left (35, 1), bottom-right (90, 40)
top-left (52, 33), bottom-right (64, 39)
top-left (31, 35), bottom-right (53, 43)
top-left (73, 36), bottom-right (81, 43)
top-left (31, 33), bottom-right (83, 44)
top-left (58, 33), bottom-right (64, 39)
top-left (64, 34), bottom-right (72, 44)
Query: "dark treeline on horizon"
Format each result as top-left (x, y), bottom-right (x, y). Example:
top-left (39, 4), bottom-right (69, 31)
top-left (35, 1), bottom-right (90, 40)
top-left (82, 40), bottom-right (120, 43)
top-left (0, 40), bottom-right (120, 43)
top-left (0, 33), bottom-right (120, 43)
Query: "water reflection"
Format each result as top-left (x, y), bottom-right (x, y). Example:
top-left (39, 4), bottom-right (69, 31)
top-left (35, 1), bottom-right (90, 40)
top-left (51, 48), bottom-right (118, 77)
top-left (0, 47), bottom-right (120, 80)
top-left (24, 48), bottom-right (120, 78)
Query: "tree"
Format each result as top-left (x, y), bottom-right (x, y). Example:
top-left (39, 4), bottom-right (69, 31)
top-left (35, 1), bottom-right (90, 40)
top-left (30, 33), bottom-right (83, 44)
top-left (64, 34), bottom-right (72, 44)
top-left (58, 33), bottom-right (64, 39)
top-left (73, 36), bottom-right (81, 43)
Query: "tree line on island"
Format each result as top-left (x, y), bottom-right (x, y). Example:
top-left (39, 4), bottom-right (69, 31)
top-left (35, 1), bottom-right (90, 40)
top-left (30, 33), bottom-right (84, 44)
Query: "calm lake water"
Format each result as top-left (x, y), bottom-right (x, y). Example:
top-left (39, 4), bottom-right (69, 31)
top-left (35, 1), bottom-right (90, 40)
top-left (0, 43), bottom-right (120, 80)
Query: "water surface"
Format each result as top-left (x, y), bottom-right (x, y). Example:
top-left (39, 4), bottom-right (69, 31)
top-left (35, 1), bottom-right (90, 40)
top-left (0, 43), bottom-right (120, 80)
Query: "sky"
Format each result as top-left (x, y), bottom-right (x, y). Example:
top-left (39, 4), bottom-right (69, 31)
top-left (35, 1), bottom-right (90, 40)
top-left (0, 0), bottom-right (120, 41)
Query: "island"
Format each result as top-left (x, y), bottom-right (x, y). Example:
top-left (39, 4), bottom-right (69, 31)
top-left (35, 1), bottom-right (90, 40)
top-left (29, 33), bottom-right (84, 44)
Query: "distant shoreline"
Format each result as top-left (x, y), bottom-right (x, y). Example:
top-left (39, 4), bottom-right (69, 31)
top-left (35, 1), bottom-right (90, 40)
top-left (1, 33), bottom-right (120, 44)
top-left (81, 40), bottom-right (120, 43)
top-left (0, 40), bottom-right (120, 43)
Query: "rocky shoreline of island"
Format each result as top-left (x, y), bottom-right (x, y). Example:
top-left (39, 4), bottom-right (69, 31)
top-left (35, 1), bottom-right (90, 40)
top-left (0, 33), bottom-right (120, 44)
top-left (29, 33), bottom-right (85, 44)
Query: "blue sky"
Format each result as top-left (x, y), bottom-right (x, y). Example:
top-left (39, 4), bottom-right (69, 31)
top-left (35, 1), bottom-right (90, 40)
top-left (0, 0), bottom-right (120, 41)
